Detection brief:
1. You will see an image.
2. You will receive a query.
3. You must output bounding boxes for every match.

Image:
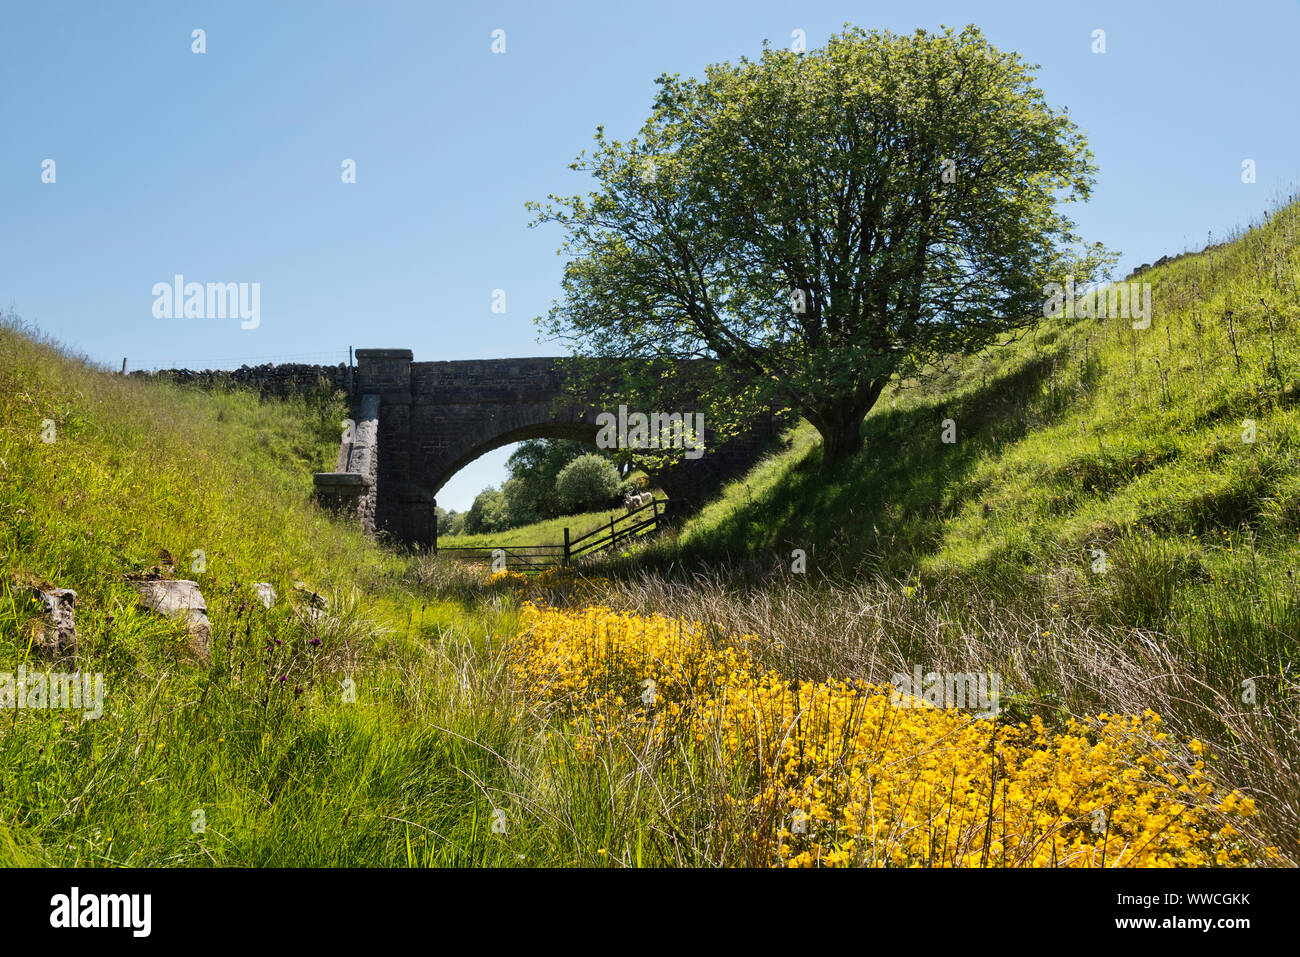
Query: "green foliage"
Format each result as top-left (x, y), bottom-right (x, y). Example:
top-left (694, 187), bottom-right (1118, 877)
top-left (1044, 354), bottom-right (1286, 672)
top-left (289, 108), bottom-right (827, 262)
top-left (463, 487), bottom-right (507, 535)
top-left (555, 453), bottom-right (623, 513)
top-left (531, 24), bottom-right (1108, 467)
top-left (500, 476), bottom-right (540, 528)
top-left (504, 439), bottom-right (598, 519)
top-left (436, 506), bottom-right (466, 536)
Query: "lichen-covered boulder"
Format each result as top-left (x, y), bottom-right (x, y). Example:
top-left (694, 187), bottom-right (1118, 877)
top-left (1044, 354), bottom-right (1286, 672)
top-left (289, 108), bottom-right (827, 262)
top-left (292, 581), bottom-right (327, 608)
top-left (291, 581), bottom-right (329, 623)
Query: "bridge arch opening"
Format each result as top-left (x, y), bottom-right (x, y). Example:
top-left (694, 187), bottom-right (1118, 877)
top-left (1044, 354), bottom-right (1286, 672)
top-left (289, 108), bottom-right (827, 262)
top-left (430, 428), bottom-right (661, 541)
top-left (427, 421), bottom-right (603, 501)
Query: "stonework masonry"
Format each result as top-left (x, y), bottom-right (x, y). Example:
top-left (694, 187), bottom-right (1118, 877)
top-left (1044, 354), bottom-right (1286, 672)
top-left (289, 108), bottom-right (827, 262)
top-left (317, 349), bottom-right (779, 546)
top-left (313, 393), bottom-right (380, 534)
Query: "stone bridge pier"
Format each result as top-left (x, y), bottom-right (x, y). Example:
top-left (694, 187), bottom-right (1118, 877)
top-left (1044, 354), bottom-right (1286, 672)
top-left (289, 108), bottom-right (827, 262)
top-left (315, 349), bottom-right (778, 547)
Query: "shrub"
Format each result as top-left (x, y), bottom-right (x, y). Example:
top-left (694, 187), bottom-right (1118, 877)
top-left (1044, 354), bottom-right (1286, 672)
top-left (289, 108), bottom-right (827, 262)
top-left (555, 453), bottom-right (622, 512)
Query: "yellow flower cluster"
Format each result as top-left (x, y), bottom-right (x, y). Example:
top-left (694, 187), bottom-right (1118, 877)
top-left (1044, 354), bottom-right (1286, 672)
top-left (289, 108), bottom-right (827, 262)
top-left (507, 602), bottom-right (1270, 867)
top-left (486, 565), bottom-right (610, 603)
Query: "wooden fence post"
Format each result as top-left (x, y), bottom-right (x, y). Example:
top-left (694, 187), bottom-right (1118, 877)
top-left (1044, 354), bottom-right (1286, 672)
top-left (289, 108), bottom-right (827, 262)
top-left (563, 527), bottom-right (570, 567)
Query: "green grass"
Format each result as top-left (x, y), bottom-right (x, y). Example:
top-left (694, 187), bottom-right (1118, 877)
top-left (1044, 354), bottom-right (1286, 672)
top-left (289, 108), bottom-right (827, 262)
top-left (438, 496), bottom-right (665, 550)
top-left (0, 319), bottom-right (535, 866)
top-left (3, 196), bottom-right (1299, 865)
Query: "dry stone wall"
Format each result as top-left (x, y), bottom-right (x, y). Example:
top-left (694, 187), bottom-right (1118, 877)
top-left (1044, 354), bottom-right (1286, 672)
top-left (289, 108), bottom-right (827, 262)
top-left (128, 363), bottom-right (350, 398)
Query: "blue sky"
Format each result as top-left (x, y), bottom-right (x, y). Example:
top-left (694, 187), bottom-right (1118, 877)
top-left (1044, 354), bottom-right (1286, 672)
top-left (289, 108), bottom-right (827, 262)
top-left (3, 1), bottom-right (1298, 509)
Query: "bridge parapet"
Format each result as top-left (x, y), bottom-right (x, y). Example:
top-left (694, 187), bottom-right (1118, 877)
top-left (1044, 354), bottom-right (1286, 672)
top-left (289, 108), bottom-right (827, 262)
top-left (409, 358), bottom-right (569, 404)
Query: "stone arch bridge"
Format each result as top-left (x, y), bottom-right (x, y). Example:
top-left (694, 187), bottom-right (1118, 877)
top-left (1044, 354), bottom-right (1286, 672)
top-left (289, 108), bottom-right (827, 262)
top-left (313, 349), bottom-right (778, 546)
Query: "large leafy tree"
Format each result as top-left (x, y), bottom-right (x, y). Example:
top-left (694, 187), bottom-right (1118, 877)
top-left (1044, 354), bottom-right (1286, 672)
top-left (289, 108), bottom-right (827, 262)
top-left (555, 453), bottom-right (623, 512)
top-left (531, 25), bottom-right (1109, 470)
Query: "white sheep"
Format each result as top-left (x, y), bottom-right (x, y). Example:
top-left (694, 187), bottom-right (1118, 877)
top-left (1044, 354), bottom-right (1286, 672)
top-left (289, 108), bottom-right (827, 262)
top-left (624, 491), bottom-right (653, 511)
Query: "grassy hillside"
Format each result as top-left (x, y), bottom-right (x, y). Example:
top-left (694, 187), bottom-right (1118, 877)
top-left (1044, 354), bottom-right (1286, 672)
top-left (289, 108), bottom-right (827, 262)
top-left (0, 320), bottom-right (528, 866)
top-left (680, 198), bottom-right (1300, 584)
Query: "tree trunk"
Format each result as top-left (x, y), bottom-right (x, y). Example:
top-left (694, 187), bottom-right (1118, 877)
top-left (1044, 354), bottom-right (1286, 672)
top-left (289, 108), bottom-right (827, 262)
top-left (808, 380), bottom-right (886, 472)
top-left (816, 412), bottom-right (866, 471)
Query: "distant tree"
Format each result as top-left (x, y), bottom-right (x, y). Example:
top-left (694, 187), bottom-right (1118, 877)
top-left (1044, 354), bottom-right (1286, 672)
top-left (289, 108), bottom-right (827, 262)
top-left (501, 475), bottom-right (541, 528)
top-left (463, 487), bottom-right (506, 535)
top-left (531, 24), bottom-right (1109, 470)
top-left (555, 453), bottom-right (622, 512)
top-left (438, 508), bottom-right (465, 536)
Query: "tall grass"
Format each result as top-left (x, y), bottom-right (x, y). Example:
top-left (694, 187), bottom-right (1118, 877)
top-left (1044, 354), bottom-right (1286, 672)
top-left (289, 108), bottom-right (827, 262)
top-left (0, 315), bottom-right (528, 866)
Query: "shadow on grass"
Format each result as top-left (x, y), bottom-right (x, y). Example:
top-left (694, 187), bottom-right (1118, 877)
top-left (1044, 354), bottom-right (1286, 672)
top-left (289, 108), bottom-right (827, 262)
top-left (675, 351), bottom-right (1098, 577)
